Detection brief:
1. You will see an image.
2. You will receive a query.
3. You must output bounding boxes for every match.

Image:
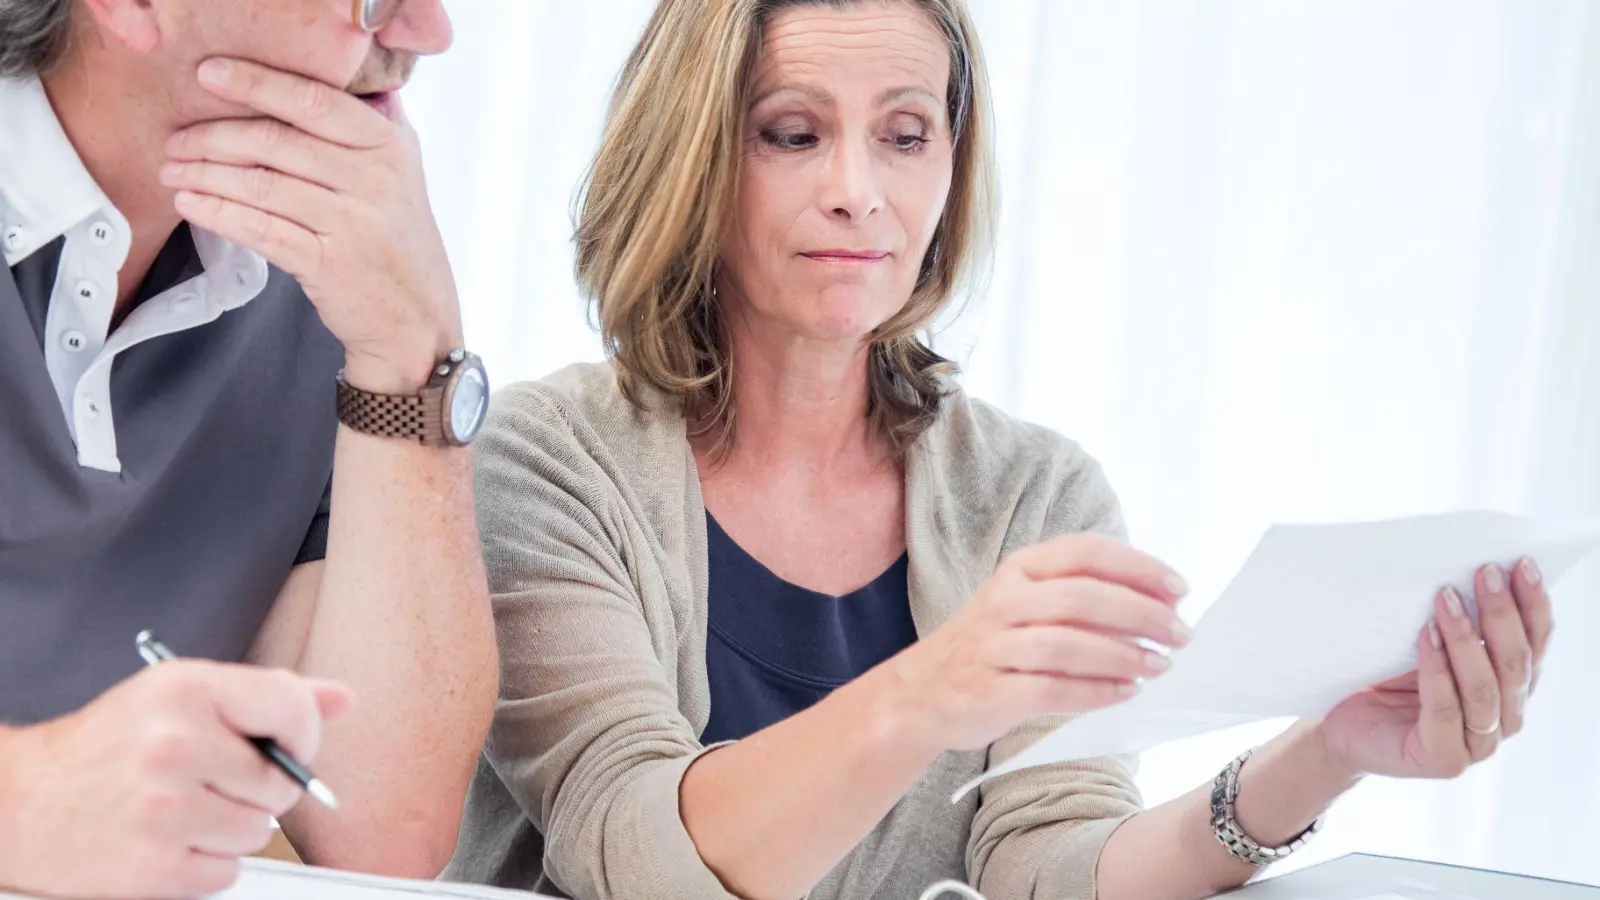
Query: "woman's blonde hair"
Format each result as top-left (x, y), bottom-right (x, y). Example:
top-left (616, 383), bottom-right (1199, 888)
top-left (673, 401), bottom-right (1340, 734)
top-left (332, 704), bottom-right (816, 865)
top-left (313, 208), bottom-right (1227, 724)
top-left (575, 0), bottom-right (996, 455)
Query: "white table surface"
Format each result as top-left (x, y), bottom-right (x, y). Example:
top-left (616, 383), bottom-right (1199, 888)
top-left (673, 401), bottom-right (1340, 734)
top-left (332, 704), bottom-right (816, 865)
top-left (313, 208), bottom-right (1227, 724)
top-left (1216, 853), bottom-right (1600, 899)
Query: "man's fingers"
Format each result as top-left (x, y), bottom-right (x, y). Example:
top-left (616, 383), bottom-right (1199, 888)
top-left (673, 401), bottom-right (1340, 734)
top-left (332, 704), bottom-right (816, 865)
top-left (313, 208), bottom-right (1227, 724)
top-left (310, 679), bottom-right (357, 722)
top-left (172, 851), bottom-right (245, 900)
top-left (200, 667), bottom-right (343, 763)
top-left (175, 191), bottom-right (322, 279)
top-left (200, 730), bottom-right (305, 817)
top-left (167, 118), bottom-right (356, 192)
top-left (162, 161), bottom-right (341, 235)
top-left (197, 57), bottom-right (390, 149)
top-left (183, 788), bottom-right (276, 859)
top-left (1006, 532), bottom-right (1187, 606)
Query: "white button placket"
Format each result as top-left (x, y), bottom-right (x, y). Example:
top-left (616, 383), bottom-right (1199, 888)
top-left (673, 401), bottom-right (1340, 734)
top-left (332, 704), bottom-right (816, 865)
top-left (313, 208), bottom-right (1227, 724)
top-left (88, 219), bottom-right (115, 247)
top-left (2, 224), bottom-right (25, 257)
top-left (46, 262), bottom-right (115, 433)
top-left (58, 210), bottom-right (131, 472)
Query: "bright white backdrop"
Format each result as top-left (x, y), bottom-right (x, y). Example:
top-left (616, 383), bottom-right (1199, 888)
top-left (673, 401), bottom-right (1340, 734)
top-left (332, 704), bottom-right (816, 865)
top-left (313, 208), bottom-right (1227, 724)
top-left (404, 0), bottom-right (1600, 884)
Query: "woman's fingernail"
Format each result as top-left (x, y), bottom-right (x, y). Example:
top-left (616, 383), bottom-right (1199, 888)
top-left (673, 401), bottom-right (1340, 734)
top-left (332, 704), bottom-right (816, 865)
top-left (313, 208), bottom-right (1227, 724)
top-left (1444, 587), bottom-right (1465, 618)
top-left (1170, 618), bottom-right (1193, 645)
top-left (1483, 564), bottom-right (1504, 594)
top-left (1164, 573), bottom-right (1189, 597)
top-left (1118, 681), bottom-right (1141, 697)
top-left (1429, 621), bottom-right (1443, 650)
top-left (1144, 651), bottom-right (1171, 675)
top-left (159, 162), bottom-right (184, 183)
top-left (1520, 557), bottom-right (1542, 586)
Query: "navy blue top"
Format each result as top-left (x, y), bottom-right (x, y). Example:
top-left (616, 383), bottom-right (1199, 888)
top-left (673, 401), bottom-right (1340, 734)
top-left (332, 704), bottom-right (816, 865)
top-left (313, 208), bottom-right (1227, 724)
top-left (701, 513), bottom-right (918, 744)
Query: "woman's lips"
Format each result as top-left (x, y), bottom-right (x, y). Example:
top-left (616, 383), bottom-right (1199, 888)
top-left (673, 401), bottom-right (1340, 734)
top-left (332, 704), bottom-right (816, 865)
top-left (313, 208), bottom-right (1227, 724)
top-left (800, 250), bottom-right (890, 263)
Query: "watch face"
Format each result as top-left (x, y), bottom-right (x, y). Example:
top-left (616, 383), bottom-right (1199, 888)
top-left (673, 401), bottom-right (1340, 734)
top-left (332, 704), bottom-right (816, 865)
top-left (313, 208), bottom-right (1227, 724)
top-left (447, 360), bottom-right (489, 444)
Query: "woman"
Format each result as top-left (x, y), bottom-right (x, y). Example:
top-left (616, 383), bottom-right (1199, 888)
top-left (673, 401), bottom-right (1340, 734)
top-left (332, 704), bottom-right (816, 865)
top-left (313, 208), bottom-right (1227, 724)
top-left (444, 1), bottom-right (1555, 898)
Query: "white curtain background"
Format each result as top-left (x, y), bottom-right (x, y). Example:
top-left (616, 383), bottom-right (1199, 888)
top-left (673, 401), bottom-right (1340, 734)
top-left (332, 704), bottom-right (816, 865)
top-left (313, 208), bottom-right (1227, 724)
top-left (404, 0), bottom-right (1600, 885)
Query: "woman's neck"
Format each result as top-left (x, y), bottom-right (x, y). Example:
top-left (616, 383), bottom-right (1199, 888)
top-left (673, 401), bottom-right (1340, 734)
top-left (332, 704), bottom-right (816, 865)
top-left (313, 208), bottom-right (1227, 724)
top-left (698, 315), bottom-right (890, 479)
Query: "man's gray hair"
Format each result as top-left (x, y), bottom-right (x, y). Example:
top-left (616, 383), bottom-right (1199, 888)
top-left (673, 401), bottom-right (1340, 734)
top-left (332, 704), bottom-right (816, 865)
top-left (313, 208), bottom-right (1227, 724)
top-left (0, 0), bottom-right (74, 78)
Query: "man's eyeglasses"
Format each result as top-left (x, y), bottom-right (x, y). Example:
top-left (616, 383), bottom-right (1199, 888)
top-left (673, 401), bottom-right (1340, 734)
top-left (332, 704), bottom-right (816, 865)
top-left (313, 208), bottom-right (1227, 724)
top-left (353, 0), bottom-right (404, 33)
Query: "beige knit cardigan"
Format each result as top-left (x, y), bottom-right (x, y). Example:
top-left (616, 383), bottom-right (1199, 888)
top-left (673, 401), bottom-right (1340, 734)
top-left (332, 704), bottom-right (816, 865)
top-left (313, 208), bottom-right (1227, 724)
top-left (442, 361), bottom-right (1143, 900)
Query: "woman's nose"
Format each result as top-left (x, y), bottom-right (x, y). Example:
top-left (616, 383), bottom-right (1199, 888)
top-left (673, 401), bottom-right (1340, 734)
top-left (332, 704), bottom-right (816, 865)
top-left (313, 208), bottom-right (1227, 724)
top-left (819, 139), bottom-right (884, 222)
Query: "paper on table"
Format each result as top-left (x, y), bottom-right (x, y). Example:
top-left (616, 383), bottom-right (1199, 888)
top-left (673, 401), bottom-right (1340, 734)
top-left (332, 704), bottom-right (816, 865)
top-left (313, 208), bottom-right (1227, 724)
top-left (955, 511), bottom-right (1600, 799)
top-left (207, 859), bottom-right (555, 900)
top-left (0, 860), bottom-right (553, 900)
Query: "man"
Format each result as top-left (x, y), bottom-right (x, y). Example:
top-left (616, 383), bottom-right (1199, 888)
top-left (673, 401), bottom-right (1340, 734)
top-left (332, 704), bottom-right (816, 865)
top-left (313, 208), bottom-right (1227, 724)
top-left (0, 1), bottom-right (498, 897)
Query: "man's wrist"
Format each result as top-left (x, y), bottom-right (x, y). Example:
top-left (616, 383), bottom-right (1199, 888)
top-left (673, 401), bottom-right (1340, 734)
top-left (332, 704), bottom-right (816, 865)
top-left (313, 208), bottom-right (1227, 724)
top-left (343, 327), bottom-right (464, 395)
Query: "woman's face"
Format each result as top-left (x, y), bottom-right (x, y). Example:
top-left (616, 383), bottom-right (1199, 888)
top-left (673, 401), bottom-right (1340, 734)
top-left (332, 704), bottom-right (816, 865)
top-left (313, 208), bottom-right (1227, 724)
top-left (719, 1), bottom-right (954, 346)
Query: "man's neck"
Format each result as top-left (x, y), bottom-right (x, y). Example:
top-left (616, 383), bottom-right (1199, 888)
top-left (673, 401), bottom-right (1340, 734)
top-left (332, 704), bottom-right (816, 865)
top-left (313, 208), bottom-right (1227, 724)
top-left (41, 61), bottom-right (183, 316)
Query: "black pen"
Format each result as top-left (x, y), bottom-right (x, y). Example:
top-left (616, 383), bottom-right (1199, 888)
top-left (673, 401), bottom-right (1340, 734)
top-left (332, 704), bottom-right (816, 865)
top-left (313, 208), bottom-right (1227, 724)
top-left (135, 630), bottom-right (339, 809)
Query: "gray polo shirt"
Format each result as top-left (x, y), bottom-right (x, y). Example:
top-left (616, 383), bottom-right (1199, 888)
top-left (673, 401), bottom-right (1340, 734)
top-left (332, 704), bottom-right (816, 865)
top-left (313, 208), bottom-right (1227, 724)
top-left (0, 76), bottom-right (344, 724)
top-left (0, 227), bottom-right (343, 725)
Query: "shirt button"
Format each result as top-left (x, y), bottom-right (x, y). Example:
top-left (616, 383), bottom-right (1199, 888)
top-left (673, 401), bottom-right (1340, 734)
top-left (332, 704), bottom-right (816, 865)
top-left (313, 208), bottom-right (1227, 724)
top-left (89, 220), bottom-right (115, 246)
top-left (170, 292), bottom-right (199, 313)
top-left (3, 226), bottom-right (24, 252)
top-left (73, 281), bottom-right (101, 304)
top-left (81, 395), bottom-right (101, 418)
top-left (61, 330), bottom-right (87, 353)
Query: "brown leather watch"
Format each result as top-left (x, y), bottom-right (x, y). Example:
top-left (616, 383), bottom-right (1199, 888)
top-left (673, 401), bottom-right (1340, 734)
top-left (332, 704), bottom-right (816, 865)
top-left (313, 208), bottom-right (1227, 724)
top-left (335, 349), bottom-right (489, 447)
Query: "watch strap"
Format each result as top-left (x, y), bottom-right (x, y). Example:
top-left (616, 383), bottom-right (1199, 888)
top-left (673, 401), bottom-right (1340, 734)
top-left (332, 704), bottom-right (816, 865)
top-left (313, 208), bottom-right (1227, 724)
top-left (335, 371), bottom-right (447, 446)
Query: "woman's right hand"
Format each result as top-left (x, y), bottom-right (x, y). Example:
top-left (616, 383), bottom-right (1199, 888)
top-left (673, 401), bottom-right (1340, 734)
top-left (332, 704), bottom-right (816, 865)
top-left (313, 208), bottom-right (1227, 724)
top-left (886, 532), bottom-right (1191, 752)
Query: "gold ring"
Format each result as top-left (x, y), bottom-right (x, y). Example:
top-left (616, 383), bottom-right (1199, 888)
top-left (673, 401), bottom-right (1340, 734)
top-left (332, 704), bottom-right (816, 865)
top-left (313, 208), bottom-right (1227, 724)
top-left (1465, 719), bottom-right (1500, 736)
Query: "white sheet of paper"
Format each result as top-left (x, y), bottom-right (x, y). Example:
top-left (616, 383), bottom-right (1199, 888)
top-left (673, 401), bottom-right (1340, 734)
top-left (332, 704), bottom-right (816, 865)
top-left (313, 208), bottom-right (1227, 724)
top-left (207, 859), bottom-right (553, 900)
top-left (956, 511), bottom-right (1600, 799)
top-left (0, 860), bottom-right (552, 900)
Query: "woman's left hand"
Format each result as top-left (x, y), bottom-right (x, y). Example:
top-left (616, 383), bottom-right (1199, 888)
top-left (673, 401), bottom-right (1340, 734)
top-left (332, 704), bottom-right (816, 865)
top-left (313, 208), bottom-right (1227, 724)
top-left (1317, 558), bottom-right (1554, 779)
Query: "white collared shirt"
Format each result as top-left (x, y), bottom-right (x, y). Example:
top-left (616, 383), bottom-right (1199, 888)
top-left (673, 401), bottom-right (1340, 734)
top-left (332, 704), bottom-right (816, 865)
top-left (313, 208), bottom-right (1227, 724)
top-left (0, 76), bottom-right (270, 473)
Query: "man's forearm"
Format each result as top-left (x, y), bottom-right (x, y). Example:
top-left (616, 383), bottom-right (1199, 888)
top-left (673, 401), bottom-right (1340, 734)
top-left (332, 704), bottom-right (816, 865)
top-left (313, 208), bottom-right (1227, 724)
top-left (0, 725), bottom-right (18, 827)
top-left (282, 350), bottom-right (498, 877)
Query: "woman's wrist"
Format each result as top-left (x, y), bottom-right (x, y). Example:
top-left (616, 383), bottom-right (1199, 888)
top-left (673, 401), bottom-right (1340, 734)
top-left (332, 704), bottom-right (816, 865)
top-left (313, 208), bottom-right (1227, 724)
top-left (863, 649), bottom-right (952, 762)
top-left (1229, 719), bottom-right (1365, 848)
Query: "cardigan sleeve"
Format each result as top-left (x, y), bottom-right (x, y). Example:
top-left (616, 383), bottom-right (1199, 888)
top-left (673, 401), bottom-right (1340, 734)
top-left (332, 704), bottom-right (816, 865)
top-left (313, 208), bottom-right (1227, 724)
top-left (966, 447), bottom-right (1147, 900)
top-left (473, 385), bottom-right (738, 900)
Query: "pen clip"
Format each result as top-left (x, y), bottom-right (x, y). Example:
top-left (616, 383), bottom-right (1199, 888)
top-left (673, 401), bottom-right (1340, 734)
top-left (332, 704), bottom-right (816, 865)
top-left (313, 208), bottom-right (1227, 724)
top-left (135, 630), bottom-right (179, 665)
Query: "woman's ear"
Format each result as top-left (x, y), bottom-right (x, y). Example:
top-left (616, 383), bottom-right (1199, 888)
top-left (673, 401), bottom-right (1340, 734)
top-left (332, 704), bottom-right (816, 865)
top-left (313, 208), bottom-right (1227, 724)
top-left (79, 0), bottom-right (162, 55)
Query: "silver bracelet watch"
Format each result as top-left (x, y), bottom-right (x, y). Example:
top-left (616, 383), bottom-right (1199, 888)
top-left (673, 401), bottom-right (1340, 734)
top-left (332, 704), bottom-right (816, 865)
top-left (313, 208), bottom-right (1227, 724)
top-left (1210, 748), bottom-right (1325, 866)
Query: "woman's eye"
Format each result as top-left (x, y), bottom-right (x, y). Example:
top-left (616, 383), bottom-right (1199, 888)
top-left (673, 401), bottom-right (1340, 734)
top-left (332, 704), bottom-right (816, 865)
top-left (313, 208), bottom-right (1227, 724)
top-left (760, 128), bottom-right (818, 150)
top-left (892, 133), bottom-right (930, 153)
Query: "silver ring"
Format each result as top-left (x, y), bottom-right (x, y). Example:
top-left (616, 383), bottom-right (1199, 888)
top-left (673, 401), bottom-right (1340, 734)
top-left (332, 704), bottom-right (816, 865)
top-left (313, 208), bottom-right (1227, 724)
top-left (1465, 719), bottom-right (1500, 736)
